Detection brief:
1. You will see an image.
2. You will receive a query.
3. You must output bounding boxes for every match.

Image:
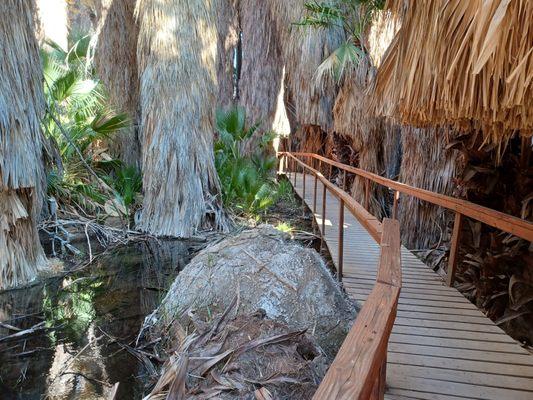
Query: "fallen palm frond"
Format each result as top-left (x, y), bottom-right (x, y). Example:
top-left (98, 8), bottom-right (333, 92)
top-left (374, 0), bottom-right (533, 145)
top-left (142, 301), bottom-right (326, 400)
top-left (93, 0), bottom-right (141, 166)
top-left (135, 0), bottom-right (228, 237)
top-left (0, 0), bottom-right (48, 290)
top-left (38, 215), bottom-right (153, 263)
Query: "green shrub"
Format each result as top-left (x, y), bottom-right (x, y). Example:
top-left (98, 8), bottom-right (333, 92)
top-left (214, 106), bottom-right (280, 214)
top-left (42, 35), bottom-right (140, 220)
top-left (294, 0), bottom-right (385, 82)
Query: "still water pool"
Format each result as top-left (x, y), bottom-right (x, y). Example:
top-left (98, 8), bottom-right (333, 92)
top-left (0, 239), bottom-right (200, 399)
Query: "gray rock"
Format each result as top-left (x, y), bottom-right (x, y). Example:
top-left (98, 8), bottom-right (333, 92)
top-left (146, 225), bottom-right (359, 357)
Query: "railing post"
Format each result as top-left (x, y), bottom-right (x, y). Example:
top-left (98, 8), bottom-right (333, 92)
top-left (293, 157), bottom-right (297, 187)
top-left (338, 199), bottom-right (344, 281)
top-left (370, 356), bottom-right (387, 400)
top-left (302, 161), bottom-right (307, 202)
top-left (392, 191), bottom-right (400, 219)
top-left (364, 179), bottom-right (370, 210)
top-left (321, 181), bottom-right (327, 250)
top-left (289, 157), bottom-right (293, 179)
top-left (447, 212), bottom-right (463, 286)
top-left (342, 169), bottom-right (347, 192)
top-left (313, 166), bottom-right (318, 215)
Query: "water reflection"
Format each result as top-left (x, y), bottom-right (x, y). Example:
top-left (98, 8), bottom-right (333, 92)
top-left (0, 239), bottom-right (197, 399)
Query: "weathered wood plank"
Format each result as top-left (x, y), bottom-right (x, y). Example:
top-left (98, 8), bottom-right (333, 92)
top-left (312, 284), bottom-right (400, 400)
top-left (289, 171), bottom-right (533, 400)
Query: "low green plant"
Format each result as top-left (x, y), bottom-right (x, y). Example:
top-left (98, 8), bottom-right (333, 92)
top-left (275, 222), bottom-right (294, 234)
top-left (277, 179), bottom-right (296, 203)
top-left (214, 106), bottom-right (280, 214)
top-left (42, 35), bottom-right (140, 220)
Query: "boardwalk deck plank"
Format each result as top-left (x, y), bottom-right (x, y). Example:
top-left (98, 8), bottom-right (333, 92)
top-left (289, 172), bottom-right (533, 399)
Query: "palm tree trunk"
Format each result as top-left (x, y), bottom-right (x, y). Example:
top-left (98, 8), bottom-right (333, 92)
top-left (0, 0), bottom-right (47, 289)
top-left (94, 0), bottom-right (141, 167)
top-left (238, 0), bottom-right (283, 130)
top-left (135, 0), bottom-right (227, 237)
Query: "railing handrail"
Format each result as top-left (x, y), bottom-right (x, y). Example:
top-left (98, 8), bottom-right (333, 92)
top-left (313, 219), bottom-right (402, 399)
top-left (283, 152), bottom-right (533, 242)
top-left (280, 153), bottom-right (401, 399)
top-left (285, 153), bottom-right (384, 242)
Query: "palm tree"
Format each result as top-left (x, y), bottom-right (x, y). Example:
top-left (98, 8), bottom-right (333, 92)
top-left (135, 0), bottom-right (228, 237)
top-left (93, 0), bottom-right (141, 167)
top-left (0, 0), bottom-right (48, 289)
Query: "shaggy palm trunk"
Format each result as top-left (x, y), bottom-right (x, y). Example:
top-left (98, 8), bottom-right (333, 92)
top-left (135, 0), bottom-right (227, 237)
top-left (270, 0), bottom-right (344, 133)
top-left (94, 0), bottom-right (141, 167)
top-left (398, 127), bottom-right (464, 250)
top-left (67, 0), bottom-right (99, 35)
top-left (0, 0), bottom-right (47, 289)
top-left (216, 0), bottom-right (238, 108)
top-left (238, 0), bottom-right (283, 130)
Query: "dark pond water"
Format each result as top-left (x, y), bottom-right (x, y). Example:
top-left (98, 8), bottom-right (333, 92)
top-left (0, 239), bottom-right (200, 399)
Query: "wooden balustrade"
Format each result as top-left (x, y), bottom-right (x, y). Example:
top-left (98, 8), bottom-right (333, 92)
top-left (280, 153), bottom-right (402, 399)
top-left (280, 152), bottom-right (533, 286)
top-left (278, 152), bottom-right (533, 399)
top-left (313, 219), bottom-right (401, 399)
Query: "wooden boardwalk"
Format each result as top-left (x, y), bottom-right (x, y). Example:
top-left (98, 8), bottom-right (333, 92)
top-left (291, 172), bottom-right (533, 400)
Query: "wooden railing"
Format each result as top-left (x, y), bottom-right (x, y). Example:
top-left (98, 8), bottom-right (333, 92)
top-left (313, 219), bottom-right (401, 399)
top-left (280, 152), bottom-right (533, 286)
top-left (280, 153), bottom-right (402, 399)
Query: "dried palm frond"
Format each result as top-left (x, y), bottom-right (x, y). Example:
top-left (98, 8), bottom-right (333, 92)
top-left (135, 0), bottom-right (228, 237)
top-left (0, 0), bottom-right (48, 289)
top-left (93, 0), bottom-right (141, 167)
top-left (269, 0), bottom-right (345, 133)
top-left (374, 0), bottom-right (533, 144)
top-left (398, 127), bottom-right (465, 250)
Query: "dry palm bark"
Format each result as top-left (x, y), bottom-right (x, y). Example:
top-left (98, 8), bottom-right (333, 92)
top-left (374, 0), bottom-right (533, 146)
top-left (398, 127), bottom-right (465, 249)
top-left (66, 0), bottom-right (100, 35)
top-left (216, 0), bottom-right (239, 109)
top-left (332, 13), bottom-right (400, 218)
top-left (238, 0), bottom-right (284, 130)
top-left (239, 0), bottom-right (283, 130)
top-left (135, 0), bottom-right (227, 237)
top-left (270, 0), bottom-right (344, 138)
top-left (93, 0), bottom-right (141, 167)
top-left (0, 0), bottom-right (48, 289)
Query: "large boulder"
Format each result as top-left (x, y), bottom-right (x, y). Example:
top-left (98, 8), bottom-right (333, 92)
top-left (145, 225), bottom-right (358, 357)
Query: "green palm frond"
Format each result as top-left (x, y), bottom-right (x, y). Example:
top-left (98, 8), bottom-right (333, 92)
top-left (296, 0), bottom-right (385, 81)
top-left (215, 106), bottom-right (282, 214)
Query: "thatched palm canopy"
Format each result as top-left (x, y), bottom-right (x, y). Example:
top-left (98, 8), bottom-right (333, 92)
top-left (135, 0), bottom-right (227, 237)
top-left (0, 0), bottom-right (47, 289)
top-left (270, 0), bottom-right (345, 133)
top-left (374, 0), bottom-right (533, 143)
